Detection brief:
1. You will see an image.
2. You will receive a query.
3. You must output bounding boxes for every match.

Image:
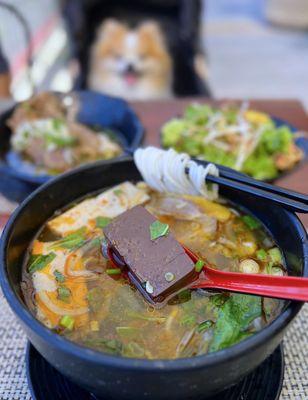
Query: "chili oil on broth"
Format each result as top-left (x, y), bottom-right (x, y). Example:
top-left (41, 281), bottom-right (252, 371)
top-left (21, 181), bottom-right (285, 359)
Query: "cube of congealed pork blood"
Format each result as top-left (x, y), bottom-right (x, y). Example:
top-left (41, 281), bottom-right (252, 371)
top-left (103, 205), bottom-right (195, 301)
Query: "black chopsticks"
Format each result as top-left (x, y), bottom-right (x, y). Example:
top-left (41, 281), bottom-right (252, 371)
top-left (127, 148), bottom-right (308, 213)
top-left (203, 165), bottom-right (308, 214)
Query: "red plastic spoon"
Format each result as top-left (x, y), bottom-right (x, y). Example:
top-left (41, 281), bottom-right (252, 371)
top-left (183, 246), bottom-right (308, 302)
top-left (104, 242), bottom-right (308, 302)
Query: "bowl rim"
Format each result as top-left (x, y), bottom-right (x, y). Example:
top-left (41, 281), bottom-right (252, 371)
top-left (0, 157), bottom-right (307, 372)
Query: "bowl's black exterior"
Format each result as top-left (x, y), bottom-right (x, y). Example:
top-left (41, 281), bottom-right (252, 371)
top-left (0, 158), bottom-right (307, 400)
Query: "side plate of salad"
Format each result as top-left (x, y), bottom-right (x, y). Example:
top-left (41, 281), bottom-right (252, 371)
top-left (161, 103), bottom-right (307, 181)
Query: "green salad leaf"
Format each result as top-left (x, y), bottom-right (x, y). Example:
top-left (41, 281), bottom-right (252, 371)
top-left (161, 118), bottom-right (187, 147)
top-left (184, 104), bottom-right (213, 124)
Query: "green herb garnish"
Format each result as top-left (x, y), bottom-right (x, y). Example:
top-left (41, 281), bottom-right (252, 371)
top-left (116, 326), bottom-right (139, 337)
top-left (106, 268), bottom-right (122, 275)
top-left (195, 259), bottom-right (205, 272)
top-left (114, 189), bottom-right (123, 196)
top-left (127, 311), bottom-right (166, 323)
top-left (96, 216), bottom-right (112, 229)
top-left (87, 287), bottom-right (103, 312)
top-left (57, 286), bottom-right (71, 303)
top-left (150, 220), bottom-right (169, 241)
top-left (54, 270), bottom-right (65, 283)
top-left (209, 294), bottom-right (262, 352)
top-left (241, 215), bottom-right (261, 230)
top-left (83, 338), bottom-right (122, 355)
top-left (60, 315), bottom-right (75, 330)
top-left (268, 247), bottom-right (282, 265)
top-left (256, 249), bottom-right (267, 261)
top-left (28, 253), bottom-right (56, 274)
top-left (197, 320), bottom-right (214, 333)
top-left (50, 227), bottom-right (87, 250)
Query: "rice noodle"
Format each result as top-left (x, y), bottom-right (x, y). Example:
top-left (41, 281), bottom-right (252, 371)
top-left (134, 147), bottom-right (219, 200)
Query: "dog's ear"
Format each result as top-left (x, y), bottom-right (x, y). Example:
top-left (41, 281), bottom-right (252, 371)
top-left (138, 21), bottom-right (164, 43)
top-left (97, 18), bottom-right (126, 39)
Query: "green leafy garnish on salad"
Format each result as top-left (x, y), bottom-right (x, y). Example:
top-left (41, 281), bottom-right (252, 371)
top-left (161, 103), bottom-right (303, 180)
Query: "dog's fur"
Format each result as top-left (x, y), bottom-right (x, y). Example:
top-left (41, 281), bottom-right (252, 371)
top-left (88, 19), bottom-right (173, 100)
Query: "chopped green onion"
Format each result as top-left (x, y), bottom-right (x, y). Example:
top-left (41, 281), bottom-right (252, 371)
top-left (50, 227), bottom-right (87, 250)
top-left (266, 262), bottom-right (273, 275)
top-left (125, 341), bottom-right (145, 357)
top-left (57, 286), bottom-right (71, 302)
top-left (116, 326), bottom-right (139, 337)
top-left (60, 315), bottom-right (75, 330)
top-left (165, 272), bottom-right (175, 282)
top-left (268, 247), bottom-right (282, 265)
top-left (28, 253), bottom-right (56, 274)
top-left (195, 259), bottom-right (205, 272)
top-left (241, 215), bottom-right (261, 230)
top-left (127, 311), bottom-right (166, 323)
top-left (114, 189), bottom-right (123, 196)
top-left (150, 220), bottom-right (169, 241)
top-left (256, 249), bottom-right (267, 261)
top-left (106, 268), bottom-right (122, 275)
top-left (197, 320), bottom-right (214, 333)
top-left (54, 270), bottom-right (65, 283)
top-left (96, 216), bottom-right (112, 229)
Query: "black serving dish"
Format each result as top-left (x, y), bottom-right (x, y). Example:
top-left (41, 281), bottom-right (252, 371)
top-left (0, 157), bottom-right (307, 400)
top-left (26, 343), bottom-right (284, 400)
top-left (0, 91), bottom-right (144, 202)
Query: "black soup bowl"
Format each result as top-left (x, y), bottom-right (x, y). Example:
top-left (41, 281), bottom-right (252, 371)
top-left (0, 158), bottom-right (307, 400)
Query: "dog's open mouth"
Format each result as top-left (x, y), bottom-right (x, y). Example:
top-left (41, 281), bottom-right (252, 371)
top-left (122, 69), bottom-right (142, 86)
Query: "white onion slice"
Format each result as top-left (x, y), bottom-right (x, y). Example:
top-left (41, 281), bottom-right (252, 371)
top-left (38, 291), bottom-right (88, 316)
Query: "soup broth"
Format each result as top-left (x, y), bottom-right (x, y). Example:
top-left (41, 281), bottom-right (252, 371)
top-left (22, 181), bottom-right (285, 359)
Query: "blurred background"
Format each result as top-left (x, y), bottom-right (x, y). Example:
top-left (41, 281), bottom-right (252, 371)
top-left (0, 0), bottom-right (308, 106)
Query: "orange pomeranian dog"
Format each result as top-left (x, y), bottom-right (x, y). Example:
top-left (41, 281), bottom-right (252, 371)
top-left (88, 19), bottom-right (173, 100)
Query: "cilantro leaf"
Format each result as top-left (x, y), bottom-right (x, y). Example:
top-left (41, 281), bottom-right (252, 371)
top-left (150, 220), bottom-right (169, 241)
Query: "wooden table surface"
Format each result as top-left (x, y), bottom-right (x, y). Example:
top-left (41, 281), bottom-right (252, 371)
top-left (132, 98), bottom-right (308, 228)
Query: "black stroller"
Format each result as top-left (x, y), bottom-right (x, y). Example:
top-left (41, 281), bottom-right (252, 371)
top-left (64, 0), bottom-right (211, 97)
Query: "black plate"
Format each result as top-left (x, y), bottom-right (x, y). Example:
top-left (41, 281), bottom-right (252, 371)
top-left (26, 343), bottom-right (284, 400)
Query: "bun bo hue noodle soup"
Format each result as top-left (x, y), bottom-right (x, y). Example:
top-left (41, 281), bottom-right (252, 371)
top-left (22, 148), bottom-right (286, 359)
